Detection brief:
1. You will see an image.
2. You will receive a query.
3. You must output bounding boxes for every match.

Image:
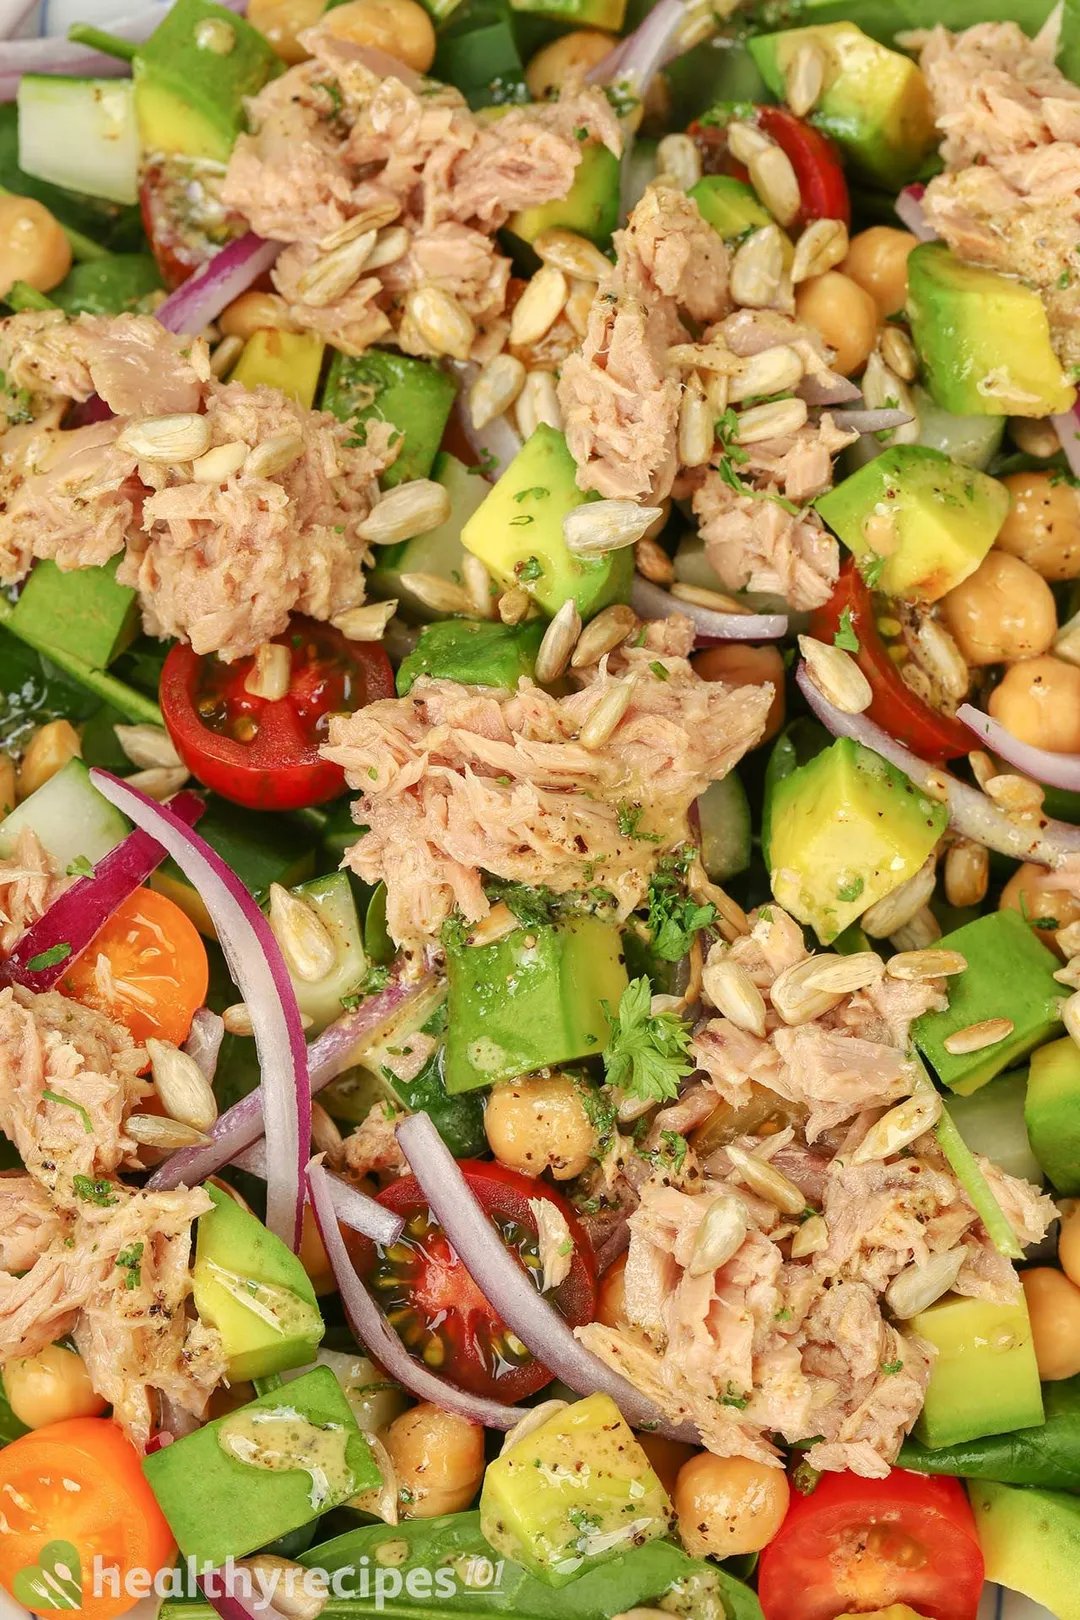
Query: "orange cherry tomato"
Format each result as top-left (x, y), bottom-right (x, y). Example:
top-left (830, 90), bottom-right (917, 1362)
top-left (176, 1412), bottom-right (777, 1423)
top-left (0, 1417), bottom-right (175, 1620)
top-left (60, 887), bottom-right (208, 1047)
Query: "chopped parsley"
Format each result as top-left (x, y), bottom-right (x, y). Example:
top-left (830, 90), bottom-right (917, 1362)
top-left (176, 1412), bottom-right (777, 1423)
top-left (603, 81), bottom-right (640, 120)
top-left (718, 1385), bottom-right (750, 1410)
top-left (516, 556), bottom-right (544, 583)
top-left (42, 1089), bottom-right (93, 1134)
top-left (792, 1458), bottom-right (821, 1496)
top-left (1059, 268), bottom-right (1072, 289)
top-left (0, 370), bottom-right (33, 426)
top-left (654, 1130), bottom-right (689, 1175)
top-left (649, 661), bottom-right (670, 681)
top-left (881, 1358), bottom-right (904, 1376)
top-left (509, 514), bottom-right (534, 527)
top-left (602, 976), bottom-right (693, 1105)
top-left (340, 963), bottom-right (393, 1010)
top-left (65, 856), bottom-right (94, 879)
top-left (578, 1082), bottom-right (617, 1156)
top-left (484, 878), bottom-right (554, 930)
top-left (833, 606), bottom-right (860, 653)
top-left (471, 449), bottom-right (498, 477)
top-left (835, 875), bottom-right (864, 903)
top-left (857, 552), bottom-right (886, 590)
top-left (617, 801), bottom-right (660, 843)
top-left (115, 1243), bottom-right (144, 1290)
top-left (26, 942), bottom-right (72, 972)
top-left (513, 486), bottom-right (549, 503)
top-left (647, 848), bottom-right (715, 961)
top-left (72, 1175), bottom-right (119, 1207)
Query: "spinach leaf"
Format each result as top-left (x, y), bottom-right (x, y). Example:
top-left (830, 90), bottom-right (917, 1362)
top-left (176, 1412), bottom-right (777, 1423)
top-left (898, 1375), bottom-right (1080, 1490)
top-left (52, 254), bottom-right (163, 318)
top-left (0, 626), bottom-right (102, 758)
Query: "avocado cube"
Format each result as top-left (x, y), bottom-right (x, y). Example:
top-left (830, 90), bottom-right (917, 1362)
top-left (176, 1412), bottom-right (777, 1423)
top-left (508, 0), bottom-right (625, 33)
top-left (968, 1481), bottom-right (1080, 1619)
top-left (396, 619), bottom-right (545, 696)
top-left (11, 557), bottom-right (138, 670)
top-left (907, 243), bottom-right (1076, 419)
top-left (133, 0), bottom-right (281, 164)
top-left (749, 23), bottom-right (935, 188)
top-left (462, 425), bottom-right (632, 622)
top-left (230, 330), bottom-right (326, 410)
top-left (767, 736), bottom-right (946, 944)
top-left (688, 175), bottom-right (793, 266)
top-left (143, 1367), bottom-right (380, 1565)
top-left (368, 453), bottom-right (488, 622)
top-left (1026, 1035), bottom-right (1080, 1194)
top-left (443, 915), bottom-right (628, 1093)
top-left (193, 1184), bottom-right (324, 1380)
top-left (910, 1292), bottom-right (1044, 1449)
top-left (815, 445), bottom-right (1009, 604)
top-left (507, 143), bottom-right (620, 251)
top-left (322, 349), bottom-right (457, 488)
top-left (479, 1394), bottom-right (671, 1587)
top-left (912, 910), bottom-right (1063, 1095)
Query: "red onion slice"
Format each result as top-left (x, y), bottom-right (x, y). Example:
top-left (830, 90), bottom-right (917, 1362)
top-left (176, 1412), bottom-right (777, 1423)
top-left (895, 184), bottom-right (937, 242)
top-left (1051, 405), bottom-right (1080, 480)
top-left (199, 1574), bottom-right (287, 1620)
top-left (795, 662), bottom-right (1080, 865)
top-left (184, 1006), bottom-right (224, 1084)
top-left (633, 575), bottom-right (788, 641)
top-left (958, 702), bottom-right (1080, 792)
top-left (797, 373), bottom-right (863, 407)
top-left (155, 232), bottom-right (283, 336)
top-left (307, 1158), bottom-right (522, 1430)
top-left (0, 789), bottom-right (204, 992)
top-left (1, 0), bottom-right (37, 42)
top-left (89, 770), bottom-right (309, 1251)
top-left (147, 974), bottom-right (426, 1191)
top-left (396, 1112), bottom-right (699, 1442)
top-left (318, 1161), bottom-right (404, 1248)
top-left (826, 407), bottom-right (913, 434)
top-left (589, 0), bottom-right (686, 89)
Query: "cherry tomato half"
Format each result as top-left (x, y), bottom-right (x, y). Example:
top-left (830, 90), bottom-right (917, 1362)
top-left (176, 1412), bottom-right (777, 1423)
top-left (60, 887), bottom-right (209, 1048)
top-left (688, 107), bottom-right (850, 228)
top-left (160, 616), bottom-right (394, 812)
top-left (757, 1468), bottom-right (984, 1620)
top-left (139, 159), bottom-right (247, 290)
top-left (0, 1417), bottom-right (175, 1620)
top-left (810, 560), bottom-right (972, 764)
top-left (350, 1162), bottom-right (597, 1403)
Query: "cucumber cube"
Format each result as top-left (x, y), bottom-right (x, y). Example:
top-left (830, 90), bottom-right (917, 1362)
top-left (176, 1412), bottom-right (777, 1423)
top-left (322, 350), bottom-right (457, 488)
top-left (11, 558), bottom-right (139, 671)
top-left (0, 758), bottom-right (129, 871)
top-left (281, 871), bottom-right (368, 1032)
top-left (18, 77), bottom-right (139, 207)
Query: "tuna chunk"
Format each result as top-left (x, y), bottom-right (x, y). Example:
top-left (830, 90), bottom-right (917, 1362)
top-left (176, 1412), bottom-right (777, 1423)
top-left (324, 660), bottom-right (770, 947)
top-left (0, 1172), bottom-right (65, 1272)
top-left (0, 829), bottom-right (66, 956)
top-left (692, 470), bottom-right (840, 611)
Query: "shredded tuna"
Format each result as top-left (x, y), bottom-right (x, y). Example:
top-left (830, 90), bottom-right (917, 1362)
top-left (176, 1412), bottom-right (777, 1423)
top-left (0, 1172), bottom-right (65, 1272)
top-left (342, 1102), bottom-right (408, 1179)
top-left (692, 472), bottom-right (840, 612)
top-left (0, 828), bottom-right (66, 956)
top-left (324, 661), bottom-right (770, 947)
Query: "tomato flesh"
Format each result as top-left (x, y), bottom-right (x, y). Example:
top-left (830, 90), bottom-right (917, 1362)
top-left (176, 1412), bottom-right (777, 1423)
top-left (0, 1418), bottom-right (175, 1620)
top-left (139, 159), bottom-right (247, 290)
top-left (810, 561), bottom-right (972, 764)
top-left (160, 616), bottom-right (394, 811)
top-left (757, 1468), bottom-right (984, 1620)
top-left (351, 1162), bottom-right (597, 1402)
top-left (60, 887), bottom-right (208, 1048)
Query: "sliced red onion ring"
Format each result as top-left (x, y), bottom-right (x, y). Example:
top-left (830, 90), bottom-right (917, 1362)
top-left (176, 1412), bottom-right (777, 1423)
top-left (958, 702), bottom-right (1080, 792)
top-left (797, 373), bottom-right (863, 407)
top-left (147, 974), bottom-right (426, 1191)
top-left (795, 662), bottom-right (1080, 865)
top-left (632, 575), bottom-right (788, 641)
top-left (1051, 405), bottom-right (1080, 481)
top-left (588, 0), bottom-right (685, 91)
top-left (89, 770), bottom-right (309, 1251)
top-left (1, 0), bottom-right (37, 43)
top-left (318, 1162), bottom-right (404, 1248)
top-left (895, 184), bottom-right (937, 242)
top-left (396, 1112), bottom-right (699, 1442)
top-left (826, 408), bottom-right (914, 434)
top-left (155, 233), bottom-right (283, 337)
top-left (184, 1006), bottom-right (225, 1084)
top-left (199, 1574), bottom-right (286, 1620)
top-left (446, 360), bottom-right (520, 482)
top-left (307, 1158), bottom-right (522, 1430)
top-left (0, 789), bottom-right (204, 992)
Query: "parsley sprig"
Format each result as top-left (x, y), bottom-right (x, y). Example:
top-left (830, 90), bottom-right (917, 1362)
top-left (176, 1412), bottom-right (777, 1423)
top-left (602, 977), bottom-right (693, 1104)
top-left (647, 849), bottom-right (715, 961)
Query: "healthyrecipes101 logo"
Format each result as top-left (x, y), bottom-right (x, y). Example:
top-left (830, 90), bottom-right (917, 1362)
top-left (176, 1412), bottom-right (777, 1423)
top-left (13, 1545), bottom-right (508, 1612)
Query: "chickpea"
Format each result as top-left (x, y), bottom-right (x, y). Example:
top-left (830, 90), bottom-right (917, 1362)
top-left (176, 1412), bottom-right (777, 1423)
top-left (1059, 1199), bottom-right (1080, 1289)
top-left (245, 0), bottom-right (324, 62)
top-left (320, 0), bottom-right (436, 73)
top-left (693, 644), bottom-right (785, 744)
top-left (1000, 860), bottom-right (1080, 955)
top-left (673, 1453), bottom-right (790, 1558)
top-left (2, 1344), bottom-right (106, 1429)
top-left (525, 31), bottom-right (616, 101)
top-left (637, 1432), bottom-right (696, 1497)
top-left (484, 1073), bottom-right (596, 1180)
top-left (17, 719), bottom-right (81, 801)
top-left (383, 1402), bottom-right (485, 1517)
top-left (1021, 1266), bottom-right (1080, 1381)
top-left (989, 655), bottom-right (1080, 755)
top-left (793, 271), bottom-right (878, 377)
top-left (219, 291), bottom-right (301, 342)
top-left (996, 472), bottom-right (1080, 582)
top-left (841, 225), bottom-right (918, 318)
top-left (0, 196), bottom-right (71, 300)
top-left (941, 551), bottom-right (1057, 666)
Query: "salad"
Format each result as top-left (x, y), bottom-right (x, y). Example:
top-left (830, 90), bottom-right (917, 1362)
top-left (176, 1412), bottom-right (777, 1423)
top-left (0, 0), bottom-right (1079, 1614)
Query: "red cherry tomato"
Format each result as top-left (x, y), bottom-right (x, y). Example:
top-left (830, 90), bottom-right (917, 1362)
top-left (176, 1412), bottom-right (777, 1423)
top-left (756, 107), bottom-right (850, 228)
top-left (139, 160), bottom-right (248, 290)
top-left (757, 1468), bottom-right (984, 1620)
top-left (810, 560), bottom-right (972, 764)
top-left (160, 616), bottom-right (394, 812)
top-left (349, 1162), bottom-right (597, 1403)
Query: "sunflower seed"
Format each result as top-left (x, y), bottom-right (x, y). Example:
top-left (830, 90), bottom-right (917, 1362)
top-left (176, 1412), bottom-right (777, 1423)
top-left (399, 572), bottom-right (472, 616)
top-left (365, 225), bottom-right (410, 270)
top-left (730, 225), bottom-right (785, 308)
top-left (124, 766), bottom-right (189, 800)
top-left (118, 413), bottom-right (211, 464)
top-left (515, 370), bottom-right (563, 437)
top-left (564, 278), bottom-right (596, 337)
top-left (510, 265), bottom-right (568, 348)
top-left (655, 133), bottom-right (703, 191)
top-left (943, 1018), bottom-right (1015, 1055)
top-left (192, 440), bottom-right (248, 484)
top-left (564, 499), bottom-right (664, 557)
top-left (749, 143), bottom-right (801, 227)
top-left (735, 396), bottom-right (808, 443)
top-left (532, 229), bottom-right (612, 282)
top-left (790, 1213), bottom-right (828, 1257)
top-left (463, 553), bottom-right (496, 619)
top-left (701, 954), bottom-right (767, 1036)
top-left (678, 376), bottom-right (714, 467)
top-left (726, 1144), bottom-right (807, 1215)
top-left (688, 1195), bottom-right (748, 1275)
top-left (1054, 610), bottom-right (1080, 667)
top-left (498, 586), bottom-right (531, 625)
top-left (984, 773), bottom-right (1044, 815)
top-left (852, 1090), bottom-right (943, 1164)
top-left (968, 749), bottom-right (996, 790)
top-left (944, 839), bottom-right (989, 908)
top-left (146, 1037), bottom-right (218, 1132)
top-left (886, 949), bottom-right (968, 982)
top-left (726, 120), bottom-right (772, 162)
top-left (535, 599), bottom-right (581, 684)
top-left (790, 217), bottom-right (849, 283)
top-left (469, 353), bottom-right (526, 430)
top-left (635, 535), bottom-right (675, 586)
top-left (209, 334), bottom-right (245, 378)
top-left (319, 200), bottom-right (401, 253)
top-left (784, 39), bottom-right (826, 116)
top-left (268, 882), bottom-right (338, 983)
top-left (1058, 922), bottom-right (1080, 961)
top-left (467, 902), bottom-right (519, 946)
top-left (1064, 989), bottom-right (1080, 1048)
top-left (799, 633), bottom-right (872, 714)
top-left (800, 951), bottom-right (885, 994)
top-left (310, 1100), bottom-right (344, 1167)
top-left (889, 905), bottom-right (942, 953)
top-left (885, 1248), bottom-right (966, 1318)
top-left (127, 1114), bottom-right (210, 1150)
top-left (222, 1002), bottom-right (254, 1036)
top-left (357, 480), bottom-right (451, 545)
top-left (728, 345), bottom-right (805, 404)
top-left (244, 641), bottom-right (291, 701)
top-left (114, 724), bottom-right (182, 771)
top-left (770, 957), bottom-right (845, 1025)
top-left (666, 341), bottom-right (741, 376)
top-left (1009, 416), bottom-right (1060, 459)
top-left (880, 324), bottom-right (918, 382)
top-left (672, 581), bottom-right (752, 614)
top-left (332, 601), bottom-right (398, 641)
top-left (860, 860), bottom-right (937, 939)
top-left (406, 286), bottom-right (475, 361)
top-left (297, 232), bottom-right (377, 306)
top-left (243, 434), bottom-right (305, 480)
top-left (580, 674), bottom-right (637, 748)
top-left (571, 603), bottom-right (639, 668)
top-left (911, 616), bottom-right (968, 703)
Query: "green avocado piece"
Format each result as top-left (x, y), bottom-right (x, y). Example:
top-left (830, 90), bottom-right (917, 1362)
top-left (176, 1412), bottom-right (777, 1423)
top-left (688, 174), bottom-right (790, 256)
top-left (230, 329), bottom-right (326, 410)
top-left (815, 445), bottom-right (1009, 604)
top-left (480, 1393), bottom-right (672, 1588)
top-left (899, 1375), bottom-right (1080, 1490)
top-left (396, 619), bottom-right (545, 696)
top-left (508, 0), bottom-right (625, 33)
top-left (908, 1293), bottom-right (1044, 1448)
top-left (133, 0), bottom-right (281, 164)
top-left (321, 348), bottom-right (457, 488)
top-left (193, 1184), bottom-right (324, 1381)
top-left (11, 557), bottom-right (139, 670)
top-left (749, 22), bottom-right (935, 188)
top-left (507, 142), bottom-right (620, 250)
top-left (766, 735), bottom-right (946, 944)
top-left (912, 910), bottom-right (1063, 1095)
top-left (907, 242), bottom-right (1076, 419)
top-left (51, 254), bottom-right (163, 318)
top-left (142, 1367), bottom-right (379, 1566)
top-left (368, 452), bottom-right (489, 622)
top-left (969, 1481), bottom-right (1080, 1620)
top-left (462, 424), bottom-right (632, 622)
top-left (443, 914), bottom-right (628, 1093)
top-left (1026, 1035), bottom-right (1080, 1194)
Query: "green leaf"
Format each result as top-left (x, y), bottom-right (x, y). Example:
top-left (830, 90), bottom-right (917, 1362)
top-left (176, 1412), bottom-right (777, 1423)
top-left (914, 1059), bottom-right (1023, 1260)
top-left (26, 942), bottom-right (72, 972)
top-left (602, 977), bottom-right (693, 1105)
top-left (832, 606), bottom-right (860, 654)
top-left (899, 1374), bottom-right (1080, 1490)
